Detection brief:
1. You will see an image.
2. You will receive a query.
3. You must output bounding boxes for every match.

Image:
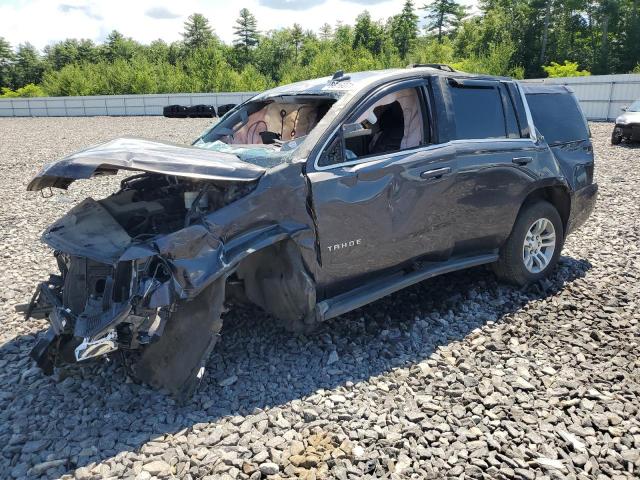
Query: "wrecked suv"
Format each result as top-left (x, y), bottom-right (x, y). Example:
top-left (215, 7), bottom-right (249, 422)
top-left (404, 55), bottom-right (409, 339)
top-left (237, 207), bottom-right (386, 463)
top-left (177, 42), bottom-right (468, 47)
top-left (24, 67), bottom-right (598, 398)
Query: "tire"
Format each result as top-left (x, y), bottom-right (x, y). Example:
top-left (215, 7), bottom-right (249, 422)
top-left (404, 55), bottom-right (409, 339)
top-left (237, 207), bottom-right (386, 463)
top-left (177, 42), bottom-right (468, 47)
top-left (132, 279), bottom-right (225, 400)
top-left (611, 130), bottom-right (623, 145)
top-left (493, 200), bottom-right (564, 287)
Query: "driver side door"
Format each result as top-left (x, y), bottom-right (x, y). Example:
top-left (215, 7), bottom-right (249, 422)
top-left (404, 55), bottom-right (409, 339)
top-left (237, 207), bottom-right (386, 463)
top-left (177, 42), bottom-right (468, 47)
top-left (306, 79), bottom-right (458, 296)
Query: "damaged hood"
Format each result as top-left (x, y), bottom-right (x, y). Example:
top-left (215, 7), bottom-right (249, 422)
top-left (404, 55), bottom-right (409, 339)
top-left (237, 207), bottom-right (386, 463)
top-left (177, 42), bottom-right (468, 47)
top-left (27, 137), bottom-right (266, 191)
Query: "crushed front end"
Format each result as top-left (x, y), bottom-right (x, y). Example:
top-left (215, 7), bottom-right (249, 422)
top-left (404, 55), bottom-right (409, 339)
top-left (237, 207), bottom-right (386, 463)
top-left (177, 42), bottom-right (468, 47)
top-left (27, 250), bottom-right (172, 373)
top-left (24, 170), bottom-right (256, 397)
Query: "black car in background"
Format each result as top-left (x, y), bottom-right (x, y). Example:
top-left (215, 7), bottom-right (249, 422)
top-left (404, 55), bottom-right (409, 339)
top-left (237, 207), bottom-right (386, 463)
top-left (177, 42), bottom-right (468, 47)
top-left (23, 66), bottom-right (598, 397)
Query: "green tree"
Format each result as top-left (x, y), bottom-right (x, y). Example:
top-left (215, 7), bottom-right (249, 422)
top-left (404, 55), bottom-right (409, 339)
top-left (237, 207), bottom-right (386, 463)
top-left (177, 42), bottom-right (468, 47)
top-left (145, 39), bottom-right (170, 63)
top-left (254, 29), bottom-right (296, 82)
top-left (319, 23), bottom-right (333, 40)
top-left (453, 40), bottom-right (524, 78)
top-left (543, 60), bottom-right (591, 77)
top-left (13, 43), bottom-right (44, 88)
top-left (353, 11), bottom-right (385, 55)
top-left (390, 0), bottom-right (419, 59)
top-left (422, 0), bottom-right (467, 43)
top-left (103, 31), bottom-right (139, 62)
top-left (182, 13), bottom-right (215, 50)
top-left (0, 37), bottom-right (14, 88)
top-left (290, 23), bottom-right (304, 61)
top-left (0, 83), bottom-right (46, 98)
top-left (333, 22), bottom-right (354, 48)
top-left (233, 8), bottom-right (259, 54)
top-left (43, 39), bottom-right (99, 70)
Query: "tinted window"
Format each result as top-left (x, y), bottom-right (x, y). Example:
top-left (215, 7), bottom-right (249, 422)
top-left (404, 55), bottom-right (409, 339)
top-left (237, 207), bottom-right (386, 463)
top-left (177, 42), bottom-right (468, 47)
top-left (450, 85), bottom-right (507, 139)
top-left (526, 93), bottom-right (589, 144)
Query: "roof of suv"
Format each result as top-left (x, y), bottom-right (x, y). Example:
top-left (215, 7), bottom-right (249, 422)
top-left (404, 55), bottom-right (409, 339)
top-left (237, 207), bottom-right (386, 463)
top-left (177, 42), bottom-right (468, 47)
top-left (254, 67), bottom-right (513, 100)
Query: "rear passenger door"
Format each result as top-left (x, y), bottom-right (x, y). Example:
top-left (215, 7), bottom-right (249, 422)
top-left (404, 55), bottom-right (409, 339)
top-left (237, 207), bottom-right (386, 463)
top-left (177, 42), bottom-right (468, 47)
top-left (442, 78), bottom-right (540, 254)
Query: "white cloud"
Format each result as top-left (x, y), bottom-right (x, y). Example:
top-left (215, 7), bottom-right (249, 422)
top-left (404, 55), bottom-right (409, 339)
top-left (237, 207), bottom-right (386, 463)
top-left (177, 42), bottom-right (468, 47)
top-left (0, 0), bottom-right (479, 50)
top-left (145, 6), bottom-right (181, 19)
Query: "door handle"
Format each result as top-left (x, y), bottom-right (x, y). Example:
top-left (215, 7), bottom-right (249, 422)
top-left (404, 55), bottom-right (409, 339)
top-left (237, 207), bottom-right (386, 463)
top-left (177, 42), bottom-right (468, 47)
top-left (512, 156), bottom-right (533, 166)
top-left (420, 167), bottom-right (451, 180)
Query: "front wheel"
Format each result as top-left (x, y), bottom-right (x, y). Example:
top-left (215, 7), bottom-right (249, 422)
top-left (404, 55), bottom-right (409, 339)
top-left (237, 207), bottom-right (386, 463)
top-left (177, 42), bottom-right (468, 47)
top-left (493, 201), bottom-right (563, 286)
top-left (611, 128), bottom-right (623, 145)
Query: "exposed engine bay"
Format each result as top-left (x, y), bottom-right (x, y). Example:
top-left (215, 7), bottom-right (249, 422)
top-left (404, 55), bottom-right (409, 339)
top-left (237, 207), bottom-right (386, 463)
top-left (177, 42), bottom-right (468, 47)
top-left (103, 173), bottom-right (252, 238)
top-left (25, 173), bottom-right (255, 398)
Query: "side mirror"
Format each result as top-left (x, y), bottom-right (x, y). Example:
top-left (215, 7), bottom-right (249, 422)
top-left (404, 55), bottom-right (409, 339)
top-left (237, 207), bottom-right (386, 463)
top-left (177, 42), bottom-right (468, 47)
top-left (621, 107), bottom-right (627, 112)
top-left (342, 123), bottom-right (372, 139)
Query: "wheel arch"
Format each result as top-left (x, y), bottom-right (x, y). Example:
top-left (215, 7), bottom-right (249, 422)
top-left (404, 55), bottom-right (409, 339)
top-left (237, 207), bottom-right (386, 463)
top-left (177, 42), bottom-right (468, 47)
top-left (519, 184), bottom-right (571, 237)
top-left (228, 236), bottom-right (318, 331)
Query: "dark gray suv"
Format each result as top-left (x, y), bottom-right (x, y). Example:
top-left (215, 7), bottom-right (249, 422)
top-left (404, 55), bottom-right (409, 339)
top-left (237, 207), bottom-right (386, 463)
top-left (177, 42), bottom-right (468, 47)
top-left (24, 66), bottom-right (598, 397)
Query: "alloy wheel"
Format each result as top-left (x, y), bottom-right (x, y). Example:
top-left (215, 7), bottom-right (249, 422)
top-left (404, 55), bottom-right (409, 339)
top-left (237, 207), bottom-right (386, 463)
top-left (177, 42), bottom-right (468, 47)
top-left (523, 217), bottom-right (556, 274)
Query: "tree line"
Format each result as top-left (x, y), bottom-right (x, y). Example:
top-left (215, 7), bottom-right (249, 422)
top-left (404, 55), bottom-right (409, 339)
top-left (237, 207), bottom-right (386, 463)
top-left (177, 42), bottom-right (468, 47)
top-left (1, 0), bottom-right (639, 98)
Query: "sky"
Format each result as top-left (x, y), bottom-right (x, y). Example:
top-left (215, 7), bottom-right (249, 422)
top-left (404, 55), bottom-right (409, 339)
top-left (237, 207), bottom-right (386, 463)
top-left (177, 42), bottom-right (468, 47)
top-left (0, 0), bottom-right (478, 50)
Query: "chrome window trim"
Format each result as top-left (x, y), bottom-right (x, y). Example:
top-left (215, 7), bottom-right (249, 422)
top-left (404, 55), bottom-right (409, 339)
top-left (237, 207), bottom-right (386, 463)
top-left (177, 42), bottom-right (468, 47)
top-left (312, 80), bottom-right (540, 172)
top-left (312, 137), bottom-right (538, 172)
top-left (516, 81), bottom-right (538, 142)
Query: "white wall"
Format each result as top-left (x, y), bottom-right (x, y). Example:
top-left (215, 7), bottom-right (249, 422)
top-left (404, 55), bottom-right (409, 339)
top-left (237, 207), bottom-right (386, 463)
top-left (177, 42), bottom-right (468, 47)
top-left (1, 74), bottom-right (639, 121)
top-left (523, 74), bottom-right (640, 121)
top-left (0, 92), bottom-right (257, 117)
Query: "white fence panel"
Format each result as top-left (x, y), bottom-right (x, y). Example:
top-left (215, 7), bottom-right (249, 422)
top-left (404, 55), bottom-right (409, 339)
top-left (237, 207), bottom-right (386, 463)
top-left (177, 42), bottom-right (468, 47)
top-left (524, 74), bottom-right (640, 121)
top-left (0, 92), bottom-right (257, 117)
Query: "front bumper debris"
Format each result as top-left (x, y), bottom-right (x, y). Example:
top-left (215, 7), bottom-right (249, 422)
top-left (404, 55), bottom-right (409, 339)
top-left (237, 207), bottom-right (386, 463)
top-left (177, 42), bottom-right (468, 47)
top-left (22, 251), bottom-right (227, 400)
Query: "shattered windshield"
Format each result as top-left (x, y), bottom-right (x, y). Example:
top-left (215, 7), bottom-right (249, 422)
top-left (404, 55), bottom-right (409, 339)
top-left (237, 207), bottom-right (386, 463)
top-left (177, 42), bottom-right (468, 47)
top-left (195, 139), bottom-right (301, 168)
top-left (193, 95), bottom-right (337, 167)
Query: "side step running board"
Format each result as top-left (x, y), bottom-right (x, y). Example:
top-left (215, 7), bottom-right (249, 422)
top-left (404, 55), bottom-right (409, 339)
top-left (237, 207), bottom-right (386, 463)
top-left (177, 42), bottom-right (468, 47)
top-left (316, 253), bottom-right (498, 322)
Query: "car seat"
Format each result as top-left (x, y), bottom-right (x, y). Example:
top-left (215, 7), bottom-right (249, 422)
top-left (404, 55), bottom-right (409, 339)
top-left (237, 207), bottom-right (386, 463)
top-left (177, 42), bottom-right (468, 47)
top-left (369, 101), bottom-right (405, 154)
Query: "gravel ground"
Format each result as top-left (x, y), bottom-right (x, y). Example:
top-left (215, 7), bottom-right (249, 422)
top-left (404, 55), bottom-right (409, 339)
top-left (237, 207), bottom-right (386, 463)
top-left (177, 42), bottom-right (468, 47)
top-left (0, 118), bottom-right (638, 480)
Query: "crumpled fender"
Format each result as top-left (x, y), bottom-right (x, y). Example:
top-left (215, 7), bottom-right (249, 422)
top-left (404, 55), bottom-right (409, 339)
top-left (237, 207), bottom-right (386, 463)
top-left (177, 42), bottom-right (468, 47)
top-left (113, 223), bottom-right (311, 313)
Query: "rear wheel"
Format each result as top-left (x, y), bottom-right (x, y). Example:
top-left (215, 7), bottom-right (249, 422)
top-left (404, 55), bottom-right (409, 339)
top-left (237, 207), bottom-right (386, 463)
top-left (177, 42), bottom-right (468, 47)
top-left (493, 201), bottom-right (563, 286)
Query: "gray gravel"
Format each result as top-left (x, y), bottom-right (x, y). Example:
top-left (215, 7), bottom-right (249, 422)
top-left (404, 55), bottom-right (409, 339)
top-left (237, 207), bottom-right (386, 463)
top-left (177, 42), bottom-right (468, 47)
top-left (0, 117), bottom-right (639, 480)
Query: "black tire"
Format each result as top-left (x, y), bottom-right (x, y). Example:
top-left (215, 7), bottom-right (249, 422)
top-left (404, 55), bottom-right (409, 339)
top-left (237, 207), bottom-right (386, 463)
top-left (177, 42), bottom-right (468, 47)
top-left (611, 130), bottom-right (623, 145)
top-left (493, 200), bottom-right (564, 287)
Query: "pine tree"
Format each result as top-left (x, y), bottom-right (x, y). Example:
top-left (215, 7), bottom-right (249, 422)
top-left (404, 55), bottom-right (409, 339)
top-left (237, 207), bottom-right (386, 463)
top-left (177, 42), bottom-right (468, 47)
top-left (319, 23), bottom-right (333, 41)
top-left (182, 13), bottom-right (214, 50)
top-left (390, 0), bottom-right (419, 59)
top-left (104, 30), bottom-right (137, 62)
top-left (233, 8), bottom-right (259, 53)
top-left (291, 23), bottom-right (304, 60)
top-left (13, 43), bottom-right (44, 88)
top-left (353, 11), bottom-right (385, 55)
top-left (0, 37), bottom-right (14, 89)
top-left (422, 0), bottom-right (467, 43)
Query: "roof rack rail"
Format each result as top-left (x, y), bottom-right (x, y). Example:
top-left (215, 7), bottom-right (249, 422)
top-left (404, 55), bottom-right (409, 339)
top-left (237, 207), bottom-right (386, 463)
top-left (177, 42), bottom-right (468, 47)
top-left (407, 63), bottom-right (456, 72)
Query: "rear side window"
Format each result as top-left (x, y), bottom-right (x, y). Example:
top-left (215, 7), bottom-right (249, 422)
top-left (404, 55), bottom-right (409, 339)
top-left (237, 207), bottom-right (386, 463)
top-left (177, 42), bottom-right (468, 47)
top-left (449, 84), bottom-right (507, 139)
top-left (526, 93), bottom-right (589, 144)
